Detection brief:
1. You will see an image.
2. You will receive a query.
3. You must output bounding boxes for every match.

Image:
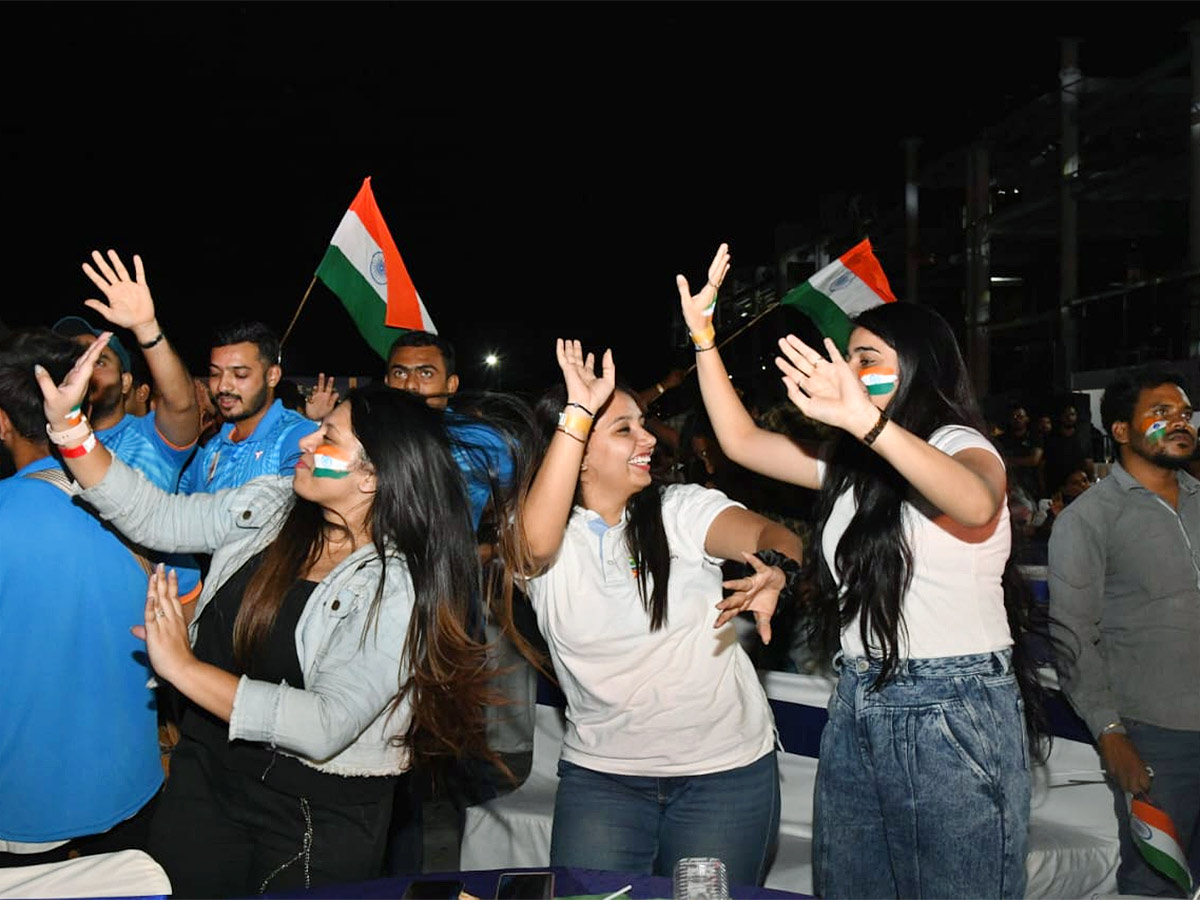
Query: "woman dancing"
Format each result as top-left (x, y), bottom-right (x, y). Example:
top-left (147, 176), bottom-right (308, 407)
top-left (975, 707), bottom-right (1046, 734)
top-left (37, 334), bottom-right (497, 897)
top-left (513, 338), bottom-right (804, 886)
top-left (679, 243), bottom-right (1044, 898)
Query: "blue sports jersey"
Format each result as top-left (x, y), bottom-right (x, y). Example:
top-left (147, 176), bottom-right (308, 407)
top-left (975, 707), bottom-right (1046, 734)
top-left (181, 399), bottom-right (318, 494)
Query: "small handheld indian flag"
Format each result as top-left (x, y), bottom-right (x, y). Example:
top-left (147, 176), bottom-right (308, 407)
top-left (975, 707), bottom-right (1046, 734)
top-left (312, 444), bottom-right (354, 479)
top-left (315, 177), bottom-right (436, 359)
top-left (779, 238), bottom-right (897, 354)
top-left (1128, 794), bottom-right (1193, 893)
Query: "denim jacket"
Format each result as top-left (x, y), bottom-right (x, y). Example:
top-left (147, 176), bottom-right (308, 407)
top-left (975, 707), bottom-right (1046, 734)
top-left (82, 456), bottom-right (415, 777)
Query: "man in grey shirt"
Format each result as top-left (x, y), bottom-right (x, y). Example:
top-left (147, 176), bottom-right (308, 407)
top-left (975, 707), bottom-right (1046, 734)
top-left (1049, 365), bottom-right (1200, 897)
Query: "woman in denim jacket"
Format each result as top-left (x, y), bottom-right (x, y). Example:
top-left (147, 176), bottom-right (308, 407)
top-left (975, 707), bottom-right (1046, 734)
top-left (38, 339), bottom-right (494, 898)
top-left (680, 244), bottom-right (1050, 899)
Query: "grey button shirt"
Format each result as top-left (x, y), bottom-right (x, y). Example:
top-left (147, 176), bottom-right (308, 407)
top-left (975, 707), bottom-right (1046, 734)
top-left (1048, 461), bottom-right (1200, 737)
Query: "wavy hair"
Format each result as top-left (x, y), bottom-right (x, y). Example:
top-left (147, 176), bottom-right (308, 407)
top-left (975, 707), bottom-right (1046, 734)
top-left (232, 384), bottom-right (499, 772)
top-left (806, 303), bottom-right (1053, 760)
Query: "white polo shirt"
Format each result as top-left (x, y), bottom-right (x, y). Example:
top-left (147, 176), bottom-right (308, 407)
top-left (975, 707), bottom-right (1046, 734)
top-left (819, 425), bottom-right (1014, 660)
top-left (524, 483), bottom-right (777, 777)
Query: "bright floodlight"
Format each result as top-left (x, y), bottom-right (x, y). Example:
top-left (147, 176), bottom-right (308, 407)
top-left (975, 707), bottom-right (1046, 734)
top-left (485, 354), bottom-right (499, 367)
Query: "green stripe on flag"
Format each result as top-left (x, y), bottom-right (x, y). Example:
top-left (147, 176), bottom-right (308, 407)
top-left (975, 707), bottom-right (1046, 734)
top-left (779, 282), bottom-right (854, 354)
top-left (315, 246), bottom-right (408, 360)
top-left (1135, 838), bottom-right (1193, 892)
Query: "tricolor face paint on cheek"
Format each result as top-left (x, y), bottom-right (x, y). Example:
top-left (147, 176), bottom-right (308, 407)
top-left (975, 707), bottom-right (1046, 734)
top-left (860, 366), bottom-right (899, 396)
top-left (1139, 415), bottom-right (1169, 443)
top-left (312, 444), bottom-right (354, 479)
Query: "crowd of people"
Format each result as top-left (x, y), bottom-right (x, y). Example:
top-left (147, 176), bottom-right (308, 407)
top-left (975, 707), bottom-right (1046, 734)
top-left (0, 243), bottom-right (1196, 899)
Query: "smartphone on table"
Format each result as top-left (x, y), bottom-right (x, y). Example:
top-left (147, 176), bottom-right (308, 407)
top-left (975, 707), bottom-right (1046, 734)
top-left (495, 871), bottom-right (555, 900)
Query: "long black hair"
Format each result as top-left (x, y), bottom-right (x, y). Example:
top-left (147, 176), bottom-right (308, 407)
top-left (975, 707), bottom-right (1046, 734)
top-left (531, 383), bottom-right (673, 631)
top-left (233, 384), bottom-right (498, 771)
top-left (806, 303), bottom-right (1052, 760)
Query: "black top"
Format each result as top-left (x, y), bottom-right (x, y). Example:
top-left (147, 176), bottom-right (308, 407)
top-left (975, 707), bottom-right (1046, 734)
top-left (182, 551), bottom-right (394, 803)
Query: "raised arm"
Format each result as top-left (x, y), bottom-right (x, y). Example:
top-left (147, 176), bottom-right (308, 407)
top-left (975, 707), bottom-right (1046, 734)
top-left (36, 335), bottom-right (272, 554)
top-left (776, 334), bottom-right (1005, 527)
top-left (677, 243), bottom-right (821, 489)
top-left (520, 339), bottom-right (615, 569)
top-left (81, 250), bottom-right (199, 448)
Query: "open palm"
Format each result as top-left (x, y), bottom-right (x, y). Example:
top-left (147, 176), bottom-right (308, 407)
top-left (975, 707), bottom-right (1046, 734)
top-left (556, 339), bottom-right (614, 414)
top-left (675, 242), bottom-right (730, 335)
top-left (82, 250), bottom-right (156, 330)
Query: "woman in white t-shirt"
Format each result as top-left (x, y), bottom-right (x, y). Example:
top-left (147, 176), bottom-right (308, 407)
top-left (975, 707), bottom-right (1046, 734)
top-left (515, 338), bottom-right (804, 886)
top-left (679, 243), bottom-right (1047, 899)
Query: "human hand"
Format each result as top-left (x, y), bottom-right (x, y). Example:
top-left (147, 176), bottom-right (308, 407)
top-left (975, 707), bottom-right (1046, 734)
top-left (305, 373), bottom-right (339, 421)
top-left (34, 330), bottom-right (112, 428)
top-left (555, 339), bottom-right (615, 414)
top-left (675, 243), bottom-right (730, 339)
top-left (82, 250), bottom-right (159, 338)
top-left (715, 551), bottom-right (785, 644)
top-left (131, 564), bottom-right (196, 686)
top-left (1098, 732), bottom-right (1153, 795)
top-left (774, 334), bottom-right (879, 437)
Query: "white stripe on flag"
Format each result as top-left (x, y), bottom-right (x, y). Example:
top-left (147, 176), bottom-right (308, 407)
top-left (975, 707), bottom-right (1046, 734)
top-left (810, 259), bottom-right (887, 318)
top-left (329, 211), bottom-right (386, 304)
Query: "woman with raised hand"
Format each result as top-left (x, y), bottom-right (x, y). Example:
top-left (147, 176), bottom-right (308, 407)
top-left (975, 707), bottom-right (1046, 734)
top-left (678, 244), bottom-right (1044, 899)
top-left (515, 338), bottom-right (803, 887)
top-left (35, 334), bottom-right (496, 898)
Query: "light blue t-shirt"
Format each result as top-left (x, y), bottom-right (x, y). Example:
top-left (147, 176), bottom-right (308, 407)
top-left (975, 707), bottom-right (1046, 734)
top-left (181, 399), bottom-right (318, 494)
top-left (0, 457), bottom-right (162, 841)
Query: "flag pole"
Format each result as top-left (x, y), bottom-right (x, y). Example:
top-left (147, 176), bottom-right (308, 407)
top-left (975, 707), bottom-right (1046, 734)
top-left (280, 275), bottom-right (319, 350)
top-left (645, 300), bottom-right (783, 409)
top-left (681, 300), bottom-right (781, 379)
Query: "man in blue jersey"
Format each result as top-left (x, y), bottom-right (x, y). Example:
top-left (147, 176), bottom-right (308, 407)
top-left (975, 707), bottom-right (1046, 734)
top-left (180, 321), bottom-right (317, 493)
top-left (0, 329), bottom-right (162, 865)
top-left (385, 330), bottom-right (513, 530)
top-left (53, 249), bottom-right (204, 602)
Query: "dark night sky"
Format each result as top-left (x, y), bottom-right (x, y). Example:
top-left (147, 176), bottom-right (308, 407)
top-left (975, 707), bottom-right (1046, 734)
top-left (3, 1), bottom-right (1193, 396)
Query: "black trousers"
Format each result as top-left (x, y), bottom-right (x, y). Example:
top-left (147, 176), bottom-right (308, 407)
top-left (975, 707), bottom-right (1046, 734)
top-left (149, 737), bottom-right (395, 899)
top-left (0, 789), bottom-right (160, 869)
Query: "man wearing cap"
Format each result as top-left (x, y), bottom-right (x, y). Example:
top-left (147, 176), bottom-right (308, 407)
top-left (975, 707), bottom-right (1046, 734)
top-left (53, 250), bottom-right (203, 603)
top-left (179, 320), bottom-right (317, 493)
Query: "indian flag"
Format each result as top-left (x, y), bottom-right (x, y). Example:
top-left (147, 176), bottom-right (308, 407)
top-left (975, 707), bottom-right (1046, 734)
top-left (1129, 794), bottom-right (1193, 893)
top-left (315, 177), bottom-right (436, 359)
top-left (780, 238), bottom-right (897, 353)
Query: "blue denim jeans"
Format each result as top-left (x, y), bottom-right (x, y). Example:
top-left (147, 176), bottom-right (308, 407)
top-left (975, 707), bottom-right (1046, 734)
top-left (1110, 720), bottom-right (1200, 897)
top-left (813, 650), bottom-right (1030, 899)
top-left (549, 752), bottom-right (780, 887)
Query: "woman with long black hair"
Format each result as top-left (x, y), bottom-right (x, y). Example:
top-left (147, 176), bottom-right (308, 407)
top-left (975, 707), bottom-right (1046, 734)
top-left (35, 334), bottom-right (498, 898)
top-left (512, 338), bottom-right (804, 887)
top-left (680, 243), bottom-right (1046, 898)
